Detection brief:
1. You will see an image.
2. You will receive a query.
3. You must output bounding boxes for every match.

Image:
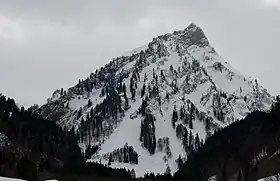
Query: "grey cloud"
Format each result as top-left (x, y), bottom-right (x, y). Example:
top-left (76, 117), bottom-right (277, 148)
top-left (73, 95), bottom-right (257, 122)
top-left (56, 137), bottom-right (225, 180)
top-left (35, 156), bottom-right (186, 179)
top-left (0, 0), bottom-right (279, 106)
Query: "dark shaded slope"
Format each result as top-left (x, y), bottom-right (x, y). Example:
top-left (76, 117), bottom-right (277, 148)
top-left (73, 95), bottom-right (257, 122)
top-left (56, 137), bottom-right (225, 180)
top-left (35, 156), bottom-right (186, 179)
top-left (175, 100), bottom-right (280, 181)
top-left (0, 94), bottom-right (132, 181)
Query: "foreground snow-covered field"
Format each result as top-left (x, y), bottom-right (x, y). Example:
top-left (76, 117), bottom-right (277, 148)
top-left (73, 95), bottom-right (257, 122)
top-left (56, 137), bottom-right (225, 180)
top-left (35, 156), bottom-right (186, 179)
top-left (0, 177), bottom-right (57, 181)
top-left (0, 177), bottom-right (24, 181)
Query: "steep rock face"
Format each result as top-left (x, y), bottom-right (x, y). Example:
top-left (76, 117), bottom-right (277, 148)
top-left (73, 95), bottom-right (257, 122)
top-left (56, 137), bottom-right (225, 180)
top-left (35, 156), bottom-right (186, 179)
top-left (38, 23), bottom-right (274, 176)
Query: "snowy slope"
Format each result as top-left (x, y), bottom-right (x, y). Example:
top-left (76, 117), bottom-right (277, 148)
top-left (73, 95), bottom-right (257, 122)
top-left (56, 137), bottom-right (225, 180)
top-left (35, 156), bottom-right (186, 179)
top-left (258, 174), bottom-right (280, 181)
top-left (38, 23), bottom-right (274, 177)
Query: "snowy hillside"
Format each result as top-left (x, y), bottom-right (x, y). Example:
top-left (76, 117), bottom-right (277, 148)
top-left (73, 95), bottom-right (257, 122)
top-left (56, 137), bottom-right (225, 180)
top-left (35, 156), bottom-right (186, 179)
top-left (38, 23), bottom-right (274, 177)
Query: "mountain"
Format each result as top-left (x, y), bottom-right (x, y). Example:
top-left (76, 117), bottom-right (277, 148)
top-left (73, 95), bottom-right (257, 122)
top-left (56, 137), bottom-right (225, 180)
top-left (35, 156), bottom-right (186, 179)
top-left (37, 22), bottom-right (274, 177)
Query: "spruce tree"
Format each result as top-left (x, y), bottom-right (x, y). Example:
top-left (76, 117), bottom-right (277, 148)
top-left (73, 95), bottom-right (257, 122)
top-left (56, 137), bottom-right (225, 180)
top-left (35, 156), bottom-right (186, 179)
top-left (165, 165), bottom-right (172, 177)
top-left (131, 169), bottom-right (136, 178)
top-left (85, 145), bottom-right (92, 160)
top-left (123, 83), bottom-right (127, 93)
top-left (183, 129), bottom-right (189, 152)
top-left (188, 131), bottom-right (194, 152)
top-left (170, 65), bottom-right (173, 72)
top-left (144, 73), bottom-right (147, 82)
top-left (17, 156), bottom-right (38, 181)
top-left (195, 133), bottom-right (200, 150)
top-left (108, 153), bottom-right (113, 165)
top-left (161, 69), bottom-right (165, 81)
top-left (189, 118), bottom-right (193, 129)
top-left (172, 106), bottom-right (178, 128)
top-left (140, 114), bottom-right (156, 155)
top-left (205, 118), bottom-right (210, 131)
top-left (180, 106), bottom-right (185, 120)
top-left (87, 99), bottom-right (92, 107)
top-left (177, 155), bottom-right (183, 169)
top-left (165, 91), bottom-right (170, 101)
top-left (141, 84), bottom-right (146, 98)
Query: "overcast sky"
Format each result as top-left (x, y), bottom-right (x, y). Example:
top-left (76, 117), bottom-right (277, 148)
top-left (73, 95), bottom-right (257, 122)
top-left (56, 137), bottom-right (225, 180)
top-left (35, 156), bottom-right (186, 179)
top-left (0, 0), bottom-right (280, 107)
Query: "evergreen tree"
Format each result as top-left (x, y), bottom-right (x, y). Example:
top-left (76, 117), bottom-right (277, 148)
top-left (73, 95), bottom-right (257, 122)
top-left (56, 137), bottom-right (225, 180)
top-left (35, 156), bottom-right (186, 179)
top-left (188, 131), bottom-right (194, 152)
top-left (140, 98), bottom-right (148, 116)
top-left (90, 107), bottom-right (94, 117)
top-left (131, 169), bottom-right (136, 178)
top-left (170, 65), bottom-right (174, 72)
top-left (152, 132), bottom-right (156, 154)
top-left (124, 143), bottom-right (129, 163)
top-left (140, 114), bottom-right (156, 154)
top-left (123, 83), bottom-right (127, 93)
top-left (177, 155), bottom-right (183, 169)
top-left (87, 99), bottom-right (92, 107)
top-left (108, 153), bottom-right (113, 165)
top-left (141, 84), bottom-right (146, 98)
top-left (144, 73), bottom-right (147, 82)
top-left (136, 68), bottom-right (140, 80)
top-left (176, 124), bottom-right (182, 139)
top-left (130, 77), bottom-right (136, 101)
top-left (161, 70), bottom-right (165, 81)
top-left (148, 84), bottom-right (151, 95)
top-left (237, 169), bottom-right (243, 181)
top-left (124, 91), bottom-right (129, 109)
top-left (77, 108), bottom-right (82, 119)
top-left (165, 165), bottom-right (172, 177)
top-left (17, 156), bottom-right (38, 181)
top-left (180, 106), bottom-right (185, 120)
top-left (195, 133), bottom-right (200, 150)
top-left (172, 106), bottom-right (178, 128)
top-left (85, 145), bottom-right (92, 160)
top-left (184, 114), bottom-right (189, 125)
top-left (205, 118), bottom-right (210, 131)
top-left (165, 91), bottom-right (170, 102)
top-left (155, 75), bottom-right (158, 86)
top-left (183, 128), bottom-right (189, 152)
top-left (80, 117), bottom-right (85, 142)
top-left (189, 117), bottom-right (193, 129)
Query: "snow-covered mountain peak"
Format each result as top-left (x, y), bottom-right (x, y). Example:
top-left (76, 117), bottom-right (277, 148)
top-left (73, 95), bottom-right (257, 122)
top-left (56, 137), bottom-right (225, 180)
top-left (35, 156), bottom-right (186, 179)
top-left (123, 23), bottom-right (207, 58)
top-left (180, 22), bottom-right (209, 46)
top-left (38, 23), bottom-right (274, 177)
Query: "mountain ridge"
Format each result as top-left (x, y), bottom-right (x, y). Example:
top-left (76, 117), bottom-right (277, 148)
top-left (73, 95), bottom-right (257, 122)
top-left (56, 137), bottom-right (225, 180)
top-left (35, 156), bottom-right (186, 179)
top-left (37, 23), bottom-right (274, 176)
